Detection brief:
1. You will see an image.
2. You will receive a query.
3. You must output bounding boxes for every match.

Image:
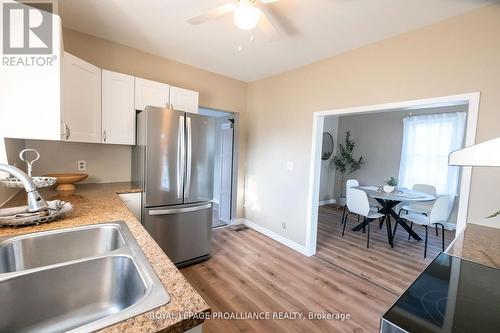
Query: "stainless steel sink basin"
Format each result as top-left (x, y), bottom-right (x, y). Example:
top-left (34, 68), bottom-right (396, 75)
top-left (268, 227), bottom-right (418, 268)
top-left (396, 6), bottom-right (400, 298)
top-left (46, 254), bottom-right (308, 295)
top-left (0, 225), bottom-right (124, 273)
top-left (0, 222), bottom-right (170, 333)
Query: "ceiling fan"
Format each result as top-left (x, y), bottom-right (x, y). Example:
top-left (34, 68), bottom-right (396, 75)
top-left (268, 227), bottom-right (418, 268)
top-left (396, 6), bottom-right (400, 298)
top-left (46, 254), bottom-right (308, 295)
top-left (187, 0), bottom-right (282, 39)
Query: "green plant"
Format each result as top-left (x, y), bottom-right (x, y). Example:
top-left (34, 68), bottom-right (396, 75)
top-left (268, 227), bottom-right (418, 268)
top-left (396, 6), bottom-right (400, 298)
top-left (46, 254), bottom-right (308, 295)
top-left (333, 131), bottom-right (364, 196)
top-left (385, 176), bottom-right (399, 187)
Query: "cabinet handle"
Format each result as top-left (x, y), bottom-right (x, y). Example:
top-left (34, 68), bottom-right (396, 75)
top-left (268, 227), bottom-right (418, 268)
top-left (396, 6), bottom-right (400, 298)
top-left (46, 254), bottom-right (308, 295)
top-left (65, 124), bottom-right (70, 140)
top-left (103, 130), bottom-right (107, 142)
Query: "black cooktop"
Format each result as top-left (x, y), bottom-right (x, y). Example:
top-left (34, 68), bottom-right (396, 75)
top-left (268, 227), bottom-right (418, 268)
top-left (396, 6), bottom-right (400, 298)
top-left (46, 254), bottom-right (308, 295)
top-left (381, 253), bottom-right (500, 333)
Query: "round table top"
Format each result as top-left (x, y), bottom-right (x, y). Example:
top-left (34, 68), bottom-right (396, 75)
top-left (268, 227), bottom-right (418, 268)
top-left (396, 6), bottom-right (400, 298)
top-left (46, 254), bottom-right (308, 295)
top-left (352, 186), bottom-right (436, 202)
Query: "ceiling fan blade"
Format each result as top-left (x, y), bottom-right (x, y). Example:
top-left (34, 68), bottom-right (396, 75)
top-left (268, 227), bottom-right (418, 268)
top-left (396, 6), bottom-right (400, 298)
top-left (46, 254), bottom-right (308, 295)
top-left (187, 3), bottom-right (236, 25)
top-left (257, 10), bottom-right (281, 41)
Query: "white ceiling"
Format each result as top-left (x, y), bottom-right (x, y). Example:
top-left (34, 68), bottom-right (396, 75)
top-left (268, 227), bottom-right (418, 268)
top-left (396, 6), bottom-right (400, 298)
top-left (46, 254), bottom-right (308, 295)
top-left (59, 0), bottom-right (493, 82)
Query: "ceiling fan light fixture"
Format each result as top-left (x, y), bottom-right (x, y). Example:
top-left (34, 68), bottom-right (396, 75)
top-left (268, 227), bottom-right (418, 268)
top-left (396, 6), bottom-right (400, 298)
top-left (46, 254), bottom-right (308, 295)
top-left (233, 1), bottom-right (260, 30)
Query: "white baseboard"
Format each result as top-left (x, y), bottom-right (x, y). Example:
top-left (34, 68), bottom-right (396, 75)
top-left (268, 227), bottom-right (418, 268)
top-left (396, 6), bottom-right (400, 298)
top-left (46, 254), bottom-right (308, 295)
top-left (239, 218), bottom-right (312, 256)
top-left (319, 198), bottom-right (336, 206)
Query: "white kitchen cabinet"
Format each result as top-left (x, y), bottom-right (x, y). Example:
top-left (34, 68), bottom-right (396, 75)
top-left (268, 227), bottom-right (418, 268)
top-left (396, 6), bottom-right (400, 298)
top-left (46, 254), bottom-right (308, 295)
top-left (118, 193), bottom-right (142, 221)
top-left (61, 52), bottom-right (102, 143)
top-left (170, 86), bottom-right (199, 113)
top-left (0, 6), bottom-right (62, 141)
top-left (102, 70), bottom-right (135, 145)
top-left (134, 78), bottom-right (170, 111)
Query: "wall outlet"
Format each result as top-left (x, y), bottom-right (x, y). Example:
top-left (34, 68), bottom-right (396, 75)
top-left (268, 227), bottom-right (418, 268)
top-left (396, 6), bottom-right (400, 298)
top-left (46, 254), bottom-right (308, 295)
top-left (78, 160), bottom-right (86, 171)
top-left (286, 161), bottom-right (294, 171)
top-left (281, 221), bottom-right (287, 229)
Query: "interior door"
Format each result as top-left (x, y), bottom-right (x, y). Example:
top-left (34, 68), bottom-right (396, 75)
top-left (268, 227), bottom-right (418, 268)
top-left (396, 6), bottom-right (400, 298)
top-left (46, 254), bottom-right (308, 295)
top-left (218, 122), bottom-right (234, 223)
top-left (184, 113), bottom-right (215, 204)
top-left (145, 107), bottom-right (185, 207)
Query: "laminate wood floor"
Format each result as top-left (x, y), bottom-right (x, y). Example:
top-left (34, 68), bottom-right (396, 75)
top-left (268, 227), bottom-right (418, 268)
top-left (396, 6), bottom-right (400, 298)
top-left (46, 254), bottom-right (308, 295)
top-left (181, 225), bottom-right (398, 333)
top-left (316, 204), bottom-right (456, 295)
top-left (180, 205), bottom-right (455, 332)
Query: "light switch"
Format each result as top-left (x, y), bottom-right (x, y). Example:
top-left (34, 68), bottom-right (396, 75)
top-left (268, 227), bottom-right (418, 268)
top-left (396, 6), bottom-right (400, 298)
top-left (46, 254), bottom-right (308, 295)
top-left (286, 161), bottom-right (294, 171)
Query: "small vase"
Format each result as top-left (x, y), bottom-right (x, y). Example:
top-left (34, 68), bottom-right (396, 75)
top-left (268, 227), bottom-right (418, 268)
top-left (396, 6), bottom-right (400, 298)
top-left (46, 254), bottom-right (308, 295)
top-left (383, 185), bottom-right (395, 193)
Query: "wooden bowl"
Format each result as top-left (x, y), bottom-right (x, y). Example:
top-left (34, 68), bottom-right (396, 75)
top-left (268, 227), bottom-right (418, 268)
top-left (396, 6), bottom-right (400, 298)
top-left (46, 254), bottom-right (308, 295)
top-left (44, 173), bottom-right (88, 195)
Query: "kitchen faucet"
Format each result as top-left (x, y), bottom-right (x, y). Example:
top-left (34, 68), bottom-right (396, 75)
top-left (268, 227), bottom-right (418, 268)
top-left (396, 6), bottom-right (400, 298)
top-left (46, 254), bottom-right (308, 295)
top-left (0, 163), bottom-right (48, 212)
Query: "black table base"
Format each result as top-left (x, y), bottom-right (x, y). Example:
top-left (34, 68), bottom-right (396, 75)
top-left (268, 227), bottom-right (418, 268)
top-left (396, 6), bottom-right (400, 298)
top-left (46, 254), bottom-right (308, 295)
top-left (351, 198), bottom-right (423, 245)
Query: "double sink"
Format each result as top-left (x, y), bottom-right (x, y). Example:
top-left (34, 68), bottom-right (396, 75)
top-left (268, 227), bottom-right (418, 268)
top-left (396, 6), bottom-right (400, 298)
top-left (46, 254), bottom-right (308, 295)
top-left (0, 221), bottom-right (170, 332)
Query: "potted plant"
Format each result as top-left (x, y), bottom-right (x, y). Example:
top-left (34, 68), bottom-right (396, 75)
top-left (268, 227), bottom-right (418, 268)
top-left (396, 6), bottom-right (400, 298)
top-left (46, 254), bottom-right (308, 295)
top-left (333, 131), bottom-right (364, 206)
top-left (383, 176), bottom-right (398, 193)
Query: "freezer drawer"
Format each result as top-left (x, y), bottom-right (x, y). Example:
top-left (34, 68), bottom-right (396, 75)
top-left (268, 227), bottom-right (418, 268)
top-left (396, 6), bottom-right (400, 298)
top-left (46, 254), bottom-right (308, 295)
top-left (144, 203), bottom-right (212, 266)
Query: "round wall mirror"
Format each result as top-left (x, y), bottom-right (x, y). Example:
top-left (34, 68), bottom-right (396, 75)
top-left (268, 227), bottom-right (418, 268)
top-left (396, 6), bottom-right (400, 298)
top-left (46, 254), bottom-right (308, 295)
top-left (321, 132), bottom-right (334, 160)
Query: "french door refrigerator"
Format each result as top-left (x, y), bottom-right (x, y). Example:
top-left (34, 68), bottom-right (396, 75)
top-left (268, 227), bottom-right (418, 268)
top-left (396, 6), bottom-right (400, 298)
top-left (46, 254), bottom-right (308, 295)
top-left (133, 106), bottom-right (215, 267)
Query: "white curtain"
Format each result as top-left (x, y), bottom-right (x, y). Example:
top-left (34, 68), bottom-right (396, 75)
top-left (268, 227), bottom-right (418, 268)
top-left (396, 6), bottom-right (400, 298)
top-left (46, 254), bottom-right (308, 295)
top-left (398, 112), bottom-right (466, 197)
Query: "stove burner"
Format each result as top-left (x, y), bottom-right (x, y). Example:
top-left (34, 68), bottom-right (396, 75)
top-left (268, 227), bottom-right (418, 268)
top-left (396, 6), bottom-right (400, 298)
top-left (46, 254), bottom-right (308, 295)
top-left (421, 290), bottom-right (448, 326)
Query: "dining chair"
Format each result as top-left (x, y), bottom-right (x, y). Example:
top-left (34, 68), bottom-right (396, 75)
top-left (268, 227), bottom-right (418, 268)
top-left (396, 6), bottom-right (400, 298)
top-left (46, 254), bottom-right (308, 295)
top-left (399, 184), bottom-right (437, 215)
top-left (341, 179), bottom-right (379, 225)
top-left (398, 184), bottom-right (437, 236)
top-left (341, 179), bottom-right (359, 225)
top-left (400, 195), bottom-right (450, 258)
top-left (342, 187), bottom-right (384, 248)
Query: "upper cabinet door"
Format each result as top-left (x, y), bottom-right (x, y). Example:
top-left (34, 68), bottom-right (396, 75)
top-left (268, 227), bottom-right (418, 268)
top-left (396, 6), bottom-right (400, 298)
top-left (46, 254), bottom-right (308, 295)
top-left (61, 52), bottom-right (102, 143)
top-left (134, 78), bottom-right (170, 111)
top-left (102, 70), bottom-right (135, 145)
top-left (170, 86), bottom-right (199, 114)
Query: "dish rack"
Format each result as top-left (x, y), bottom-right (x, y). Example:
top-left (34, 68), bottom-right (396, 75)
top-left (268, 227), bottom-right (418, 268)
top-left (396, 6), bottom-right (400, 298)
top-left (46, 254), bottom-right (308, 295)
top-left (0, 149), bottom-right (57, 189)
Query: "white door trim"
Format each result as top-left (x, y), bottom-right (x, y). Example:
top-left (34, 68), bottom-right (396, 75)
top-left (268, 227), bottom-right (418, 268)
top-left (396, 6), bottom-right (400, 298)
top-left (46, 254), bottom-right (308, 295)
top-left (218, 121), bottom-right (234, 223)
top-left (305, 92), bottom-right (480, 256)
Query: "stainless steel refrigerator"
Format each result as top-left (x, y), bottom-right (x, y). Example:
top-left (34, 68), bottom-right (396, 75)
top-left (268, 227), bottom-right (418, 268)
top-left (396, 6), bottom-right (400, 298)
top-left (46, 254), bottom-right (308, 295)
top-left (132, 106), bottom-right (214, 267)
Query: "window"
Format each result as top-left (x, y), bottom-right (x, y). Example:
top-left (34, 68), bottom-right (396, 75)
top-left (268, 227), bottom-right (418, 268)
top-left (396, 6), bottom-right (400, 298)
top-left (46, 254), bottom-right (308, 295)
top-left (398, 112), bottom-right (466, 197)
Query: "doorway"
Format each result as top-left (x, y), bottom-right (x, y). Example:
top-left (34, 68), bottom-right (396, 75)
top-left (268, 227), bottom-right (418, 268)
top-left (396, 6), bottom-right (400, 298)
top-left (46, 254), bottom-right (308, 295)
top-left (199, 107), bottom-right (236, 228)
top-left (306, 93), bottom-right (480, 255)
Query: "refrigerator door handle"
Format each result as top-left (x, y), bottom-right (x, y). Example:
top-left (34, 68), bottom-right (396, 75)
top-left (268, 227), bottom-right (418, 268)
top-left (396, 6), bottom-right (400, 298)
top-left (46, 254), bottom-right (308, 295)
top-left (177, 115), bottom-right (185, 199)
top-left (185, 116), bottom-right (192, 198)
top-left (148, 203), bottom-right (212, 216)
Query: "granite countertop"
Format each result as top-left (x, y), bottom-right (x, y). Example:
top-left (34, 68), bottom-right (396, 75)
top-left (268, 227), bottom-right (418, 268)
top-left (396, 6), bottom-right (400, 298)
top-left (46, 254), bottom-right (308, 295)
top-left (448, 223), bottom-right (500, 269)
top-left (0, 182), bottom-right (210, 333)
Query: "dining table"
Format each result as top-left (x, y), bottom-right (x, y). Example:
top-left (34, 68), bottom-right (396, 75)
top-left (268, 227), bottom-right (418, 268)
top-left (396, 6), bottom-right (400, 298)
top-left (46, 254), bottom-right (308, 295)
top-left (351, 186), bottom-right (436, 247)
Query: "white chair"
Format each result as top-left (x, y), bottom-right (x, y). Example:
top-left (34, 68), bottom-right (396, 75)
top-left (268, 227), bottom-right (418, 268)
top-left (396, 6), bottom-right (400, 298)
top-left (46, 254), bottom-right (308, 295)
top-left (401, 195), bottom-right (450, 258)
top-left (341, 179), bottom-right (379, 225)
top-left (341, 179), bottom-right (360, 225)
top-left (399, 184), bottom-right (436, 216)
top-left (342, 188), bottom-right (383, 248)
top-left (399, 184), bottom-right (438, 237)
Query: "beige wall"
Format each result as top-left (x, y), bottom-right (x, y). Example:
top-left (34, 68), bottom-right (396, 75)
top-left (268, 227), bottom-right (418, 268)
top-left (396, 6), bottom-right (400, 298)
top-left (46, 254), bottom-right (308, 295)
top-left (62, 28), bottom-right (247, 114)
top-left (24, 140), bottom-right (132, 184)
top-left (246, 5), bottom-right (500, 246)
top-left (31, 28), bottom-right (249, 216)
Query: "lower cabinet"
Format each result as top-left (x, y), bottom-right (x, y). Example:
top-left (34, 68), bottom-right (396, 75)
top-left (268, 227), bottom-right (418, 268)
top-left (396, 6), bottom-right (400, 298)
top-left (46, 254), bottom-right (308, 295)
top-left (118, 193), bottom-right (142, 221)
